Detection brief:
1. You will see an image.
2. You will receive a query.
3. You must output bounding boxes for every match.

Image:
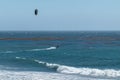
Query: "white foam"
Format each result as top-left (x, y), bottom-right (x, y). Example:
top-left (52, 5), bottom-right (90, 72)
top-left (0, 70), bottom-right (112, 80)
top-left (57, 66), bottom-right (120, 78)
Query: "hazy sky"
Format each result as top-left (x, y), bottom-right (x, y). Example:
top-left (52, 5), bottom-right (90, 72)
top-left (0, 0), bottom-right (120, 31)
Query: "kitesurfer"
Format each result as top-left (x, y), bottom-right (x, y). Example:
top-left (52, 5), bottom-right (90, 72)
top-left (56, 45), bottom-right (59, 48)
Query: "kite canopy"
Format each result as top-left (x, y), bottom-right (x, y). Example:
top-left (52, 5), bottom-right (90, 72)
top-left (35, 9), bottom-right (38, 15)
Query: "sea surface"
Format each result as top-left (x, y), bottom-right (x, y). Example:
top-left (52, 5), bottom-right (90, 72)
top-left (0, 31), bottom-right (120, 80)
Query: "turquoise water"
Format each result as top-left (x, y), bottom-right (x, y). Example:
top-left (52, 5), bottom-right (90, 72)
top-left (0, 31), bottom-right (120, 80)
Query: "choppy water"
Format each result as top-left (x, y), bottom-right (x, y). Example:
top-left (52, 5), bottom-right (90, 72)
top-left (0, 31), bottom-right (120, 80)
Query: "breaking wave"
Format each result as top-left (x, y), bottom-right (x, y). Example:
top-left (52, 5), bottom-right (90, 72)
top-left (15, 57), bottom-right (120, 78)
top-left (34, 60), bottom-right (120, 78)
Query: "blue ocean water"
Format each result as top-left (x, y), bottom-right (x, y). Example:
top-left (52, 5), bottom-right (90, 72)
top-left (0, 31), bottom-right (120, 80)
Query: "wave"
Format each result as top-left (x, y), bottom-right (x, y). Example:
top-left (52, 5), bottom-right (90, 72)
top-left (15, 57), bottom-right (120, 78)
top-left (28, 46), bottom-right (57, 51)
top-left (34, 60), bottom-right (120, 78)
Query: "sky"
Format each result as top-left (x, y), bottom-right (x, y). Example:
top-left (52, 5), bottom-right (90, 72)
top-left (0, 0), bottom-right (120, 31)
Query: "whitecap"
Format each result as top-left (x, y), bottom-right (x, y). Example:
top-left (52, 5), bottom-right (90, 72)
top-left (27, 46), bottom-right (57, 51)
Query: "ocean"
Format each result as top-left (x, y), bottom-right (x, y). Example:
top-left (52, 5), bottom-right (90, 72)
top-left (0, 31), bottom-right (120, 80)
